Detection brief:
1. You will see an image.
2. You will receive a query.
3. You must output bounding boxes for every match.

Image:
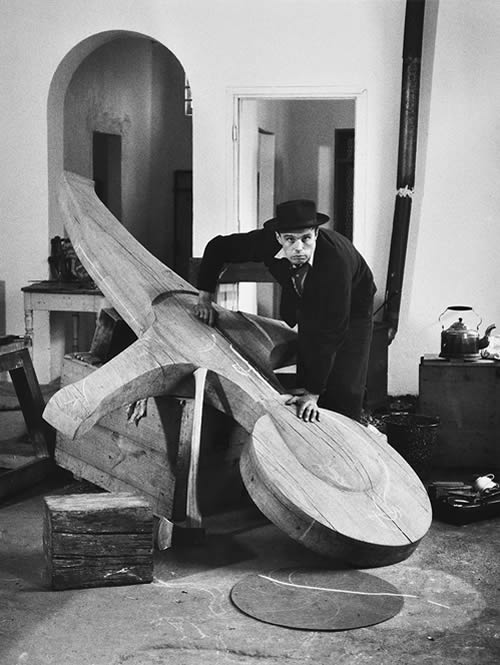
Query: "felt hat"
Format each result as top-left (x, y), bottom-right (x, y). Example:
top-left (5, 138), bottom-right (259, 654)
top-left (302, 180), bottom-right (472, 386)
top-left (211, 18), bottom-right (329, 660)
top-left (264, 199), bottom-right (329, 231)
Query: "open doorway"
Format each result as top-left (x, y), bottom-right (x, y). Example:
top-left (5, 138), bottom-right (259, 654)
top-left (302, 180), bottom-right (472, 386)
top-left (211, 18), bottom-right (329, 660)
top-left (232, 89), bottom-right (366, 316)
top-left (334, 128), bottom-right (355, 240)
top-left (93, 131), bottom-right (122, 220)
top-left (256, 129), bottom-right (277, 317)
top-left (230, 89), bottom-right (384, 410)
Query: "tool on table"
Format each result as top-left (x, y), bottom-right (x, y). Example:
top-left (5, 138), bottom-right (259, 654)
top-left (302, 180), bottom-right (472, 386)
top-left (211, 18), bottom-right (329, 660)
top-left (428, 475), bottom-right (500, 524)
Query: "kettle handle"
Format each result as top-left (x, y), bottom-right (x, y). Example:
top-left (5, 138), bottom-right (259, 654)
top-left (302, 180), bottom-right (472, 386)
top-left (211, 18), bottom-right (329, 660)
top-left (439, 306), bottom-right (482, 329)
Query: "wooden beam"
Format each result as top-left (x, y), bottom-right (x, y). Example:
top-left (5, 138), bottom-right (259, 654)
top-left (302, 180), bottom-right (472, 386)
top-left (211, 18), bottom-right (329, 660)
top-left (189, 258), bottom-right (274, 285)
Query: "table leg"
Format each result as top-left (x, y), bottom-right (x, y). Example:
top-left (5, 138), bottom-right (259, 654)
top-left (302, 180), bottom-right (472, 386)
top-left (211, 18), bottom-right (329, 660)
top-left (72, 313), bottom-right (80, 352)
top-left (24, 307), bottom-right (33, 348)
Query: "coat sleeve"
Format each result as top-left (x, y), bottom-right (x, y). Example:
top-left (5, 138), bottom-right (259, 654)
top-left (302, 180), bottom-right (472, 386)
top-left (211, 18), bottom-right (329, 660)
top-left (297, 259), bottom-right (352, 395)
top-left (197, 229), bottom-right (271, 292)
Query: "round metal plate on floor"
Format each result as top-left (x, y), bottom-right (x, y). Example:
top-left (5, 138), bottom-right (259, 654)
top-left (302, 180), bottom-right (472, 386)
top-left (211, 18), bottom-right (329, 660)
top-left (230, 568), bottom-right (404, 630)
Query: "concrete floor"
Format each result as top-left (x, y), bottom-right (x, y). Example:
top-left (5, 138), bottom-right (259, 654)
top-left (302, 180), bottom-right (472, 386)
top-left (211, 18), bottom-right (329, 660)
top-left (1, 403), bottom-right (499, 665)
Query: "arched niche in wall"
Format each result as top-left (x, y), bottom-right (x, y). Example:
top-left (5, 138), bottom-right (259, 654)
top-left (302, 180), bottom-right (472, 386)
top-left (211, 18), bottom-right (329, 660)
top-left (47, 31), bottom-right (193, 273)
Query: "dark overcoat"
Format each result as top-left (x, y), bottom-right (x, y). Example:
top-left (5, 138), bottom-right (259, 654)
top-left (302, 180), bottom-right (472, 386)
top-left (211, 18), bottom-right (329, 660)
top-left (197, 227), bottom-right (376, 395)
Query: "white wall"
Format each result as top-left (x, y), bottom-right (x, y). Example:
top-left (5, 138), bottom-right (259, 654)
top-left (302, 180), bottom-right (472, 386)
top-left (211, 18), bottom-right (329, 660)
top-left (286, 100), bottom-right (355, 225)
top-left (389, 0), bottom-right (500, 393)
top-left (1, 0), bottom-right (499, 394)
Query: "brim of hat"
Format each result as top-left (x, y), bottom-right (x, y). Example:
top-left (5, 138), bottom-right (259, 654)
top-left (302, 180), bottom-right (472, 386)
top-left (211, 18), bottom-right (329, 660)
top-left (263, 212), bottom-right (329, 230)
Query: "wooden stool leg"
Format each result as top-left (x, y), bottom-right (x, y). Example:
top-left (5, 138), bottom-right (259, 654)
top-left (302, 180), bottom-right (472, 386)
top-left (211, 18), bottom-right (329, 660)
top-left (171, 399), bottom-right (195, 523)
top-left (0, 347), bottom-right (56, 502)
top-left (71, 313), bottom-right (80, 352)
top-left (10, 348), bottom-right (54, 457)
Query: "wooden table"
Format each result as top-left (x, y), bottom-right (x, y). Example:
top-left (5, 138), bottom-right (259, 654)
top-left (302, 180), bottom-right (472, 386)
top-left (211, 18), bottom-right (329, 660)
top-left (21, 281), bottom-right (107, 381)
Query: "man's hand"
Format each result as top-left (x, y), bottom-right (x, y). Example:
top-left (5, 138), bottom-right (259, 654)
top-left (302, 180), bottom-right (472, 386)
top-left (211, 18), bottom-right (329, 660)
top-left (126, 398), bottom-right (148, 425)
top-left (194, 290), bottom-right (216, 326)
top-left (286, 389), bottom-right (320, 422)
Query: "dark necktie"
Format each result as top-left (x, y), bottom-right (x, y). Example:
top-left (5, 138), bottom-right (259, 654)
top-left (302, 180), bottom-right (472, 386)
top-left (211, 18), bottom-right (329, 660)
top-left (290, 263), bottom-right (309, 297)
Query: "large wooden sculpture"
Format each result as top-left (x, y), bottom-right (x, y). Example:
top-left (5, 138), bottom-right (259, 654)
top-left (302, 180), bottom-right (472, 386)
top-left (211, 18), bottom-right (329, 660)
top-left (43, 172), bottom-right (432, 567)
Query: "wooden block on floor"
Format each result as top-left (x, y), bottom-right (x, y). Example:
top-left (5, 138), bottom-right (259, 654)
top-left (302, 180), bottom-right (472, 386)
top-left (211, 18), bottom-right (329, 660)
top-left (43, 493), bottom-right (153, 590)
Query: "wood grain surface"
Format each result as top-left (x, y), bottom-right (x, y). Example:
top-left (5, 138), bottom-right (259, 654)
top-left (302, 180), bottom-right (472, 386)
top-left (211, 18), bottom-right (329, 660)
top-left (43, 493), bottom-right (153, 589)
top-left (43, 172), bottom-right (432, 566)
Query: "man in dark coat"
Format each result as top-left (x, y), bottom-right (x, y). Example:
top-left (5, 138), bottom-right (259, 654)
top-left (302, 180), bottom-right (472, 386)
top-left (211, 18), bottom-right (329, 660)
top-left (194, 199), bottom-right (376, 422)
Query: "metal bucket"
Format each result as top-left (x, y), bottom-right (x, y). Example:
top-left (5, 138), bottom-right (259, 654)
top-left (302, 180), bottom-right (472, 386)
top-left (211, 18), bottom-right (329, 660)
top-left (383, 413), bottom-right (440, 479)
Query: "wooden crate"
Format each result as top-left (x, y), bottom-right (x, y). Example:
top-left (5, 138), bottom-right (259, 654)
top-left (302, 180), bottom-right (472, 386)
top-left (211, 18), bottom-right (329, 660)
top-left (55, 354), bottom-right (249, 519)
top-left (43, 493), bottom-right (153, 590)
top-left (419, 355), bottom-right (500, 470)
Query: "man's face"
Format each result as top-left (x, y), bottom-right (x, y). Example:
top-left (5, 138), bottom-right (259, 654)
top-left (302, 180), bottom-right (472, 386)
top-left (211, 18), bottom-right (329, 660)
top-left (275, 227), bottom-right (318, 266)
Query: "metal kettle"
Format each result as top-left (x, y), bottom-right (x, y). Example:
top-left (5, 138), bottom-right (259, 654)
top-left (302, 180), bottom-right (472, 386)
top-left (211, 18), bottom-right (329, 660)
top-left (439, 306), bottom-right (496, 359)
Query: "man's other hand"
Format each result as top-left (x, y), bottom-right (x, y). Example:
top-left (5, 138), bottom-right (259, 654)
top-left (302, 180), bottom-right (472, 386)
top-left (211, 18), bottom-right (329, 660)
top-left (194, 290), bottom-right (216, 326)
top-left (286, 389), bottom-right (320, 422)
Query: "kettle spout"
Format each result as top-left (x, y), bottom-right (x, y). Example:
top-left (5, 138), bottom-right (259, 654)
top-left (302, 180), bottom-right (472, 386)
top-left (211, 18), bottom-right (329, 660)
top-left (479, 323), bottom-right (496, 349)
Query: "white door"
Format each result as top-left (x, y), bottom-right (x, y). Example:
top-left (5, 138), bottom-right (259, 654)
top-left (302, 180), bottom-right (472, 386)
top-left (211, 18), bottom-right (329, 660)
top-left (257, 129), bottom-right (277, 317)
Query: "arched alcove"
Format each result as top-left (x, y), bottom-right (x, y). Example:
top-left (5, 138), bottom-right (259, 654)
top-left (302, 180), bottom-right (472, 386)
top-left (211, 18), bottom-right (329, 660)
top-left (48, 30), bottom-right (192, 270)
top-left (45, 31), bottom-right (193, 376)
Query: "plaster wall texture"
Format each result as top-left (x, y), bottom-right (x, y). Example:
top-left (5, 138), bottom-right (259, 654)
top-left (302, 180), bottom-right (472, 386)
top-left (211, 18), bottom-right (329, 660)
top-left (1, 0), bottom-right (499, 393)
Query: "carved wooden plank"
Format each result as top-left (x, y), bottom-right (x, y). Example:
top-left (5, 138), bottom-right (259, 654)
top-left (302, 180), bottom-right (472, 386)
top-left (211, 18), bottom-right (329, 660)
top-left (242, 414), bottom-right (431, 566)
top-left (171, 399), bottom-right (195, 522)
top-left (56, 427), bottom-right (173, 505)
top-left (43, 171), bottom-right (433, 567)
top-left (60, 353), bottom-right (182, 452)
top-left (55, 355), bottom-right (247, 519)
top-left (185, 367), bottom-right (207, 529)
top-left (53, 450), bottom-right (165, 512)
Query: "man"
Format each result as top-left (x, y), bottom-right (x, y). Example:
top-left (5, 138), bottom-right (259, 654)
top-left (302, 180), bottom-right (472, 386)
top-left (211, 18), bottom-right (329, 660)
top-left (194, 199), bottom-right (376, 423)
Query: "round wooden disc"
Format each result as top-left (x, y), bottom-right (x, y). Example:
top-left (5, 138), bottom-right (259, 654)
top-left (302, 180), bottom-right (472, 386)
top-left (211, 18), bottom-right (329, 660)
top-left (230, 568), bottom-right (404, 630)
top-left (240, 406), bottom-right (432, 567)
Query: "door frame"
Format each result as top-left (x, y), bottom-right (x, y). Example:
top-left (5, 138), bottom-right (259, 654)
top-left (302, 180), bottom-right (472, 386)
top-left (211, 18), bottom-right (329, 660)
top-left (226, 86), bottom-right (368, 247)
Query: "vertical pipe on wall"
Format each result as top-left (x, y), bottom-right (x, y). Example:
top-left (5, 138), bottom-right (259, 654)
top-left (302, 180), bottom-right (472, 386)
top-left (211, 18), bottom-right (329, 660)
top-left (383, 0), bottom-right (426, 341)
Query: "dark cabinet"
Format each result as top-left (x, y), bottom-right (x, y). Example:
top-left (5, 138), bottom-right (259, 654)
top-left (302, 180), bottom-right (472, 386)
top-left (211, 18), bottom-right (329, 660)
top-left (419, 355), bottom-right (500, 471)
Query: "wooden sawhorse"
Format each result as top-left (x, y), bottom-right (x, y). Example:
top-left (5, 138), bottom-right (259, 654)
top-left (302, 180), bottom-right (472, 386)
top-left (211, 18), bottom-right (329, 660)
top-left (0, 344), bottom-right (56, 501)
